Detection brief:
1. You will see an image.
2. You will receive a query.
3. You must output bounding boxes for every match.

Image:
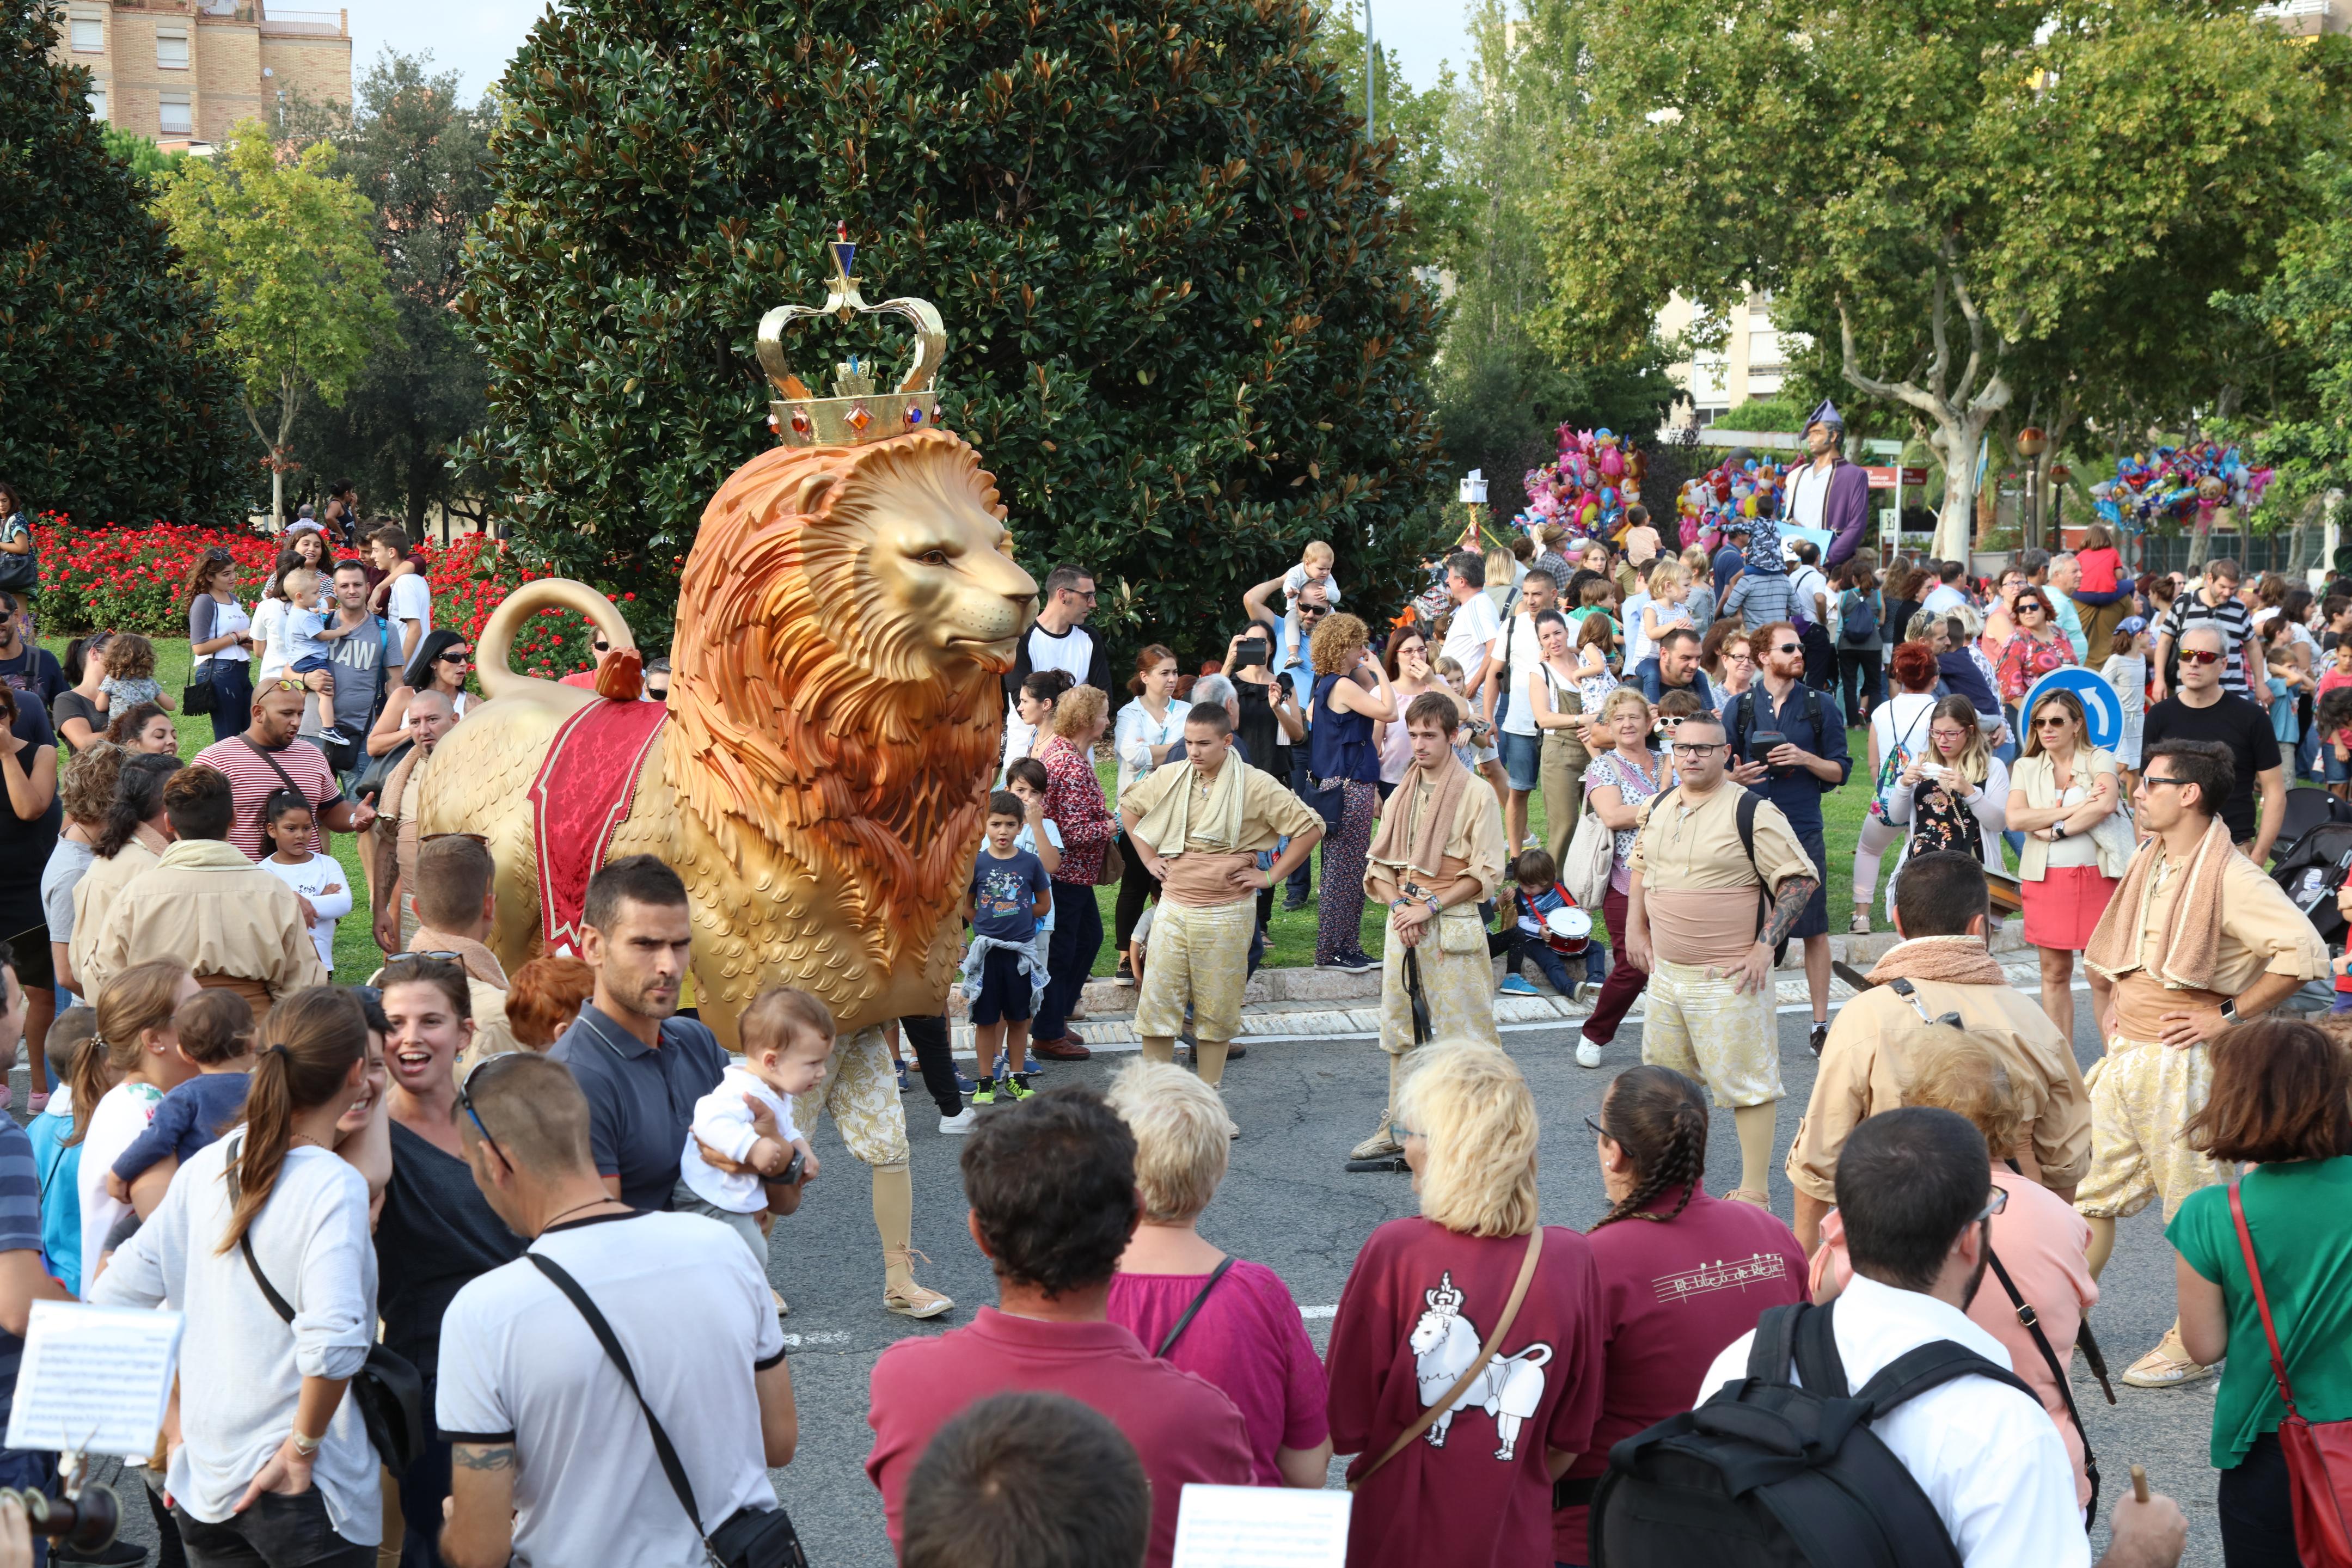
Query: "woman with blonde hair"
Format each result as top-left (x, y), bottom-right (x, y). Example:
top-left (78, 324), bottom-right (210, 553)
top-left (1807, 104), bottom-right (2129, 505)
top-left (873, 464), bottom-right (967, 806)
top-left (1680, 546), bottom-right (1718, 633)
top-left (2006, 685), bottom-right (2128, 1043)
top-left (1032, 684), bottom-right (1117, 1059)
top-left (93, 987), bottom-right (382, 1566)
top-left (1576, 687), bottom-right (1662, 1070)
top-left (1811, 1033), bottom-right (2100, 1514)
top-left (70, 959), bottom-right (199, 1291)
top-left (1308, 614), bottom-right (1396, 972)
top-left (1105, 1061), bottom-right (1333, 1489)
top-left (1630, 558), bottom-right (1692, 665)
top-left (1326, 1044), bottom-right (1602, 1568)
top-left (1884, 694), bottom-right (2010, 907)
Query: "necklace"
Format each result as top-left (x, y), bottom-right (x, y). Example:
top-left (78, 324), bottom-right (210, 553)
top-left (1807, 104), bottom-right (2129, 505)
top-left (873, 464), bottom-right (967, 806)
top-left (541, 1196), bottom-right (618, 1231)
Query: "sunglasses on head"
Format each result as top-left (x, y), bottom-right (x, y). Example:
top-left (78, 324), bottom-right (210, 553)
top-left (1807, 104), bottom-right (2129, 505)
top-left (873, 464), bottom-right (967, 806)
top-left (456, 1050), bottom-right (527, 1169)
top-left (2179, 648), bottom-right (2222, 666)
top-left (265, 678), bottom-right (305, 694)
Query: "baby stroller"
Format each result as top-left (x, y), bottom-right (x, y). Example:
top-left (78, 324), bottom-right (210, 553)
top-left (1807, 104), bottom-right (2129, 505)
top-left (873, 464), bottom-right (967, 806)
top-left (2270, 818), bottom-right (2352, 1013)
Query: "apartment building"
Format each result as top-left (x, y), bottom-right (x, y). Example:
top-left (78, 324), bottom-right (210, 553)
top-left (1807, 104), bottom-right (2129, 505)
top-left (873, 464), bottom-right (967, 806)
top-left (54, 0), bottom-right (351, 149)
top-left (1657, 291), bottom-right (1800, 428)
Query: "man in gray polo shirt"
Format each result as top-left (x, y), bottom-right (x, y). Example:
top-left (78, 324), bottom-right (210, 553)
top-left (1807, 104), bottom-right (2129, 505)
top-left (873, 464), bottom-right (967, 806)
top-left (298, 560), bottom-right (394, 784)
top-left (547, 855), bottom-right (732, 1212)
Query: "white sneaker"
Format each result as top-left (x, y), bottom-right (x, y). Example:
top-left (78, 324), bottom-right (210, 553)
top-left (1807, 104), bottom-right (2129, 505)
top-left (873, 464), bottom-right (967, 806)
top-left (1575, 1038), bottom-right (1602, 1069)
top-left (938, 1107), bottom-right (977, 1134)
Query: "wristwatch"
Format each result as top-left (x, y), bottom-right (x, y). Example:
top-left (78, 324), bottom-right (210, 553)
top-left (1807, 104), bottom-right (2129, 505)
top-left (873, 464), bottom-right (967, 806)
top-left (2049, 822), bottom-right (2067, 841)
top-left (290, 1430), bottom-right (322, 1459)
top-left (2218, 999), bottom-right (2239, 1024)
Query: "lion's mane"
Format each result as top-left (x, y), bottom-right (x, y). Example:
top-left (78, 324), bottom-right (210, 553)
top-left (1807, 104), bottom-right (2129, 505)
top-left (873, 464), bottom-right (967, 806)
top-left (665, 430), bottom-right (1009, 972)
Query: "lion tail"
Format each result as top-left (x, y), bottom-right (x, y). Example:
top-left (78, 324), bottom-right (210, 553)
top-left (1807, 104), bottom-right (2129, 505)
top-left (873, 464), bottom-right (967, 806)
top-left (474, 579), bottom-right (637, 702)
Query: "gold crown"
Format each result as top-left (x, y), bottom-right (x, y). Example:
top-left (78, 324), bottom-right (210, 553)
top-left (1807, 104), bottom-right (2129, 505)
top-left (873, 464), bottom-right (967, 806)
top-left (757, 228), bottom-right (946, 448)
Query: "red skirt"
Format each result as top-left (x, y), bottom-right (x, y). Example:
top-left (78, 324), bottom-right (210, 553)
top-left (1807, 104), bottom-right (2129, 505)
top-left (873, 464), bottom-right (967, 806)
top-left (2022, 864), bottom-right (2118, 952)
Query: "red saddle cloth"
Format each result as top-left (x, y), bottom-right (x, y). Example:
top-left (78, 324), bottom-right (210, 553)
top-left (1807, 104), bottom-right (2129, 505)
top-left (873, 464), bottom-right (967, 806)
top-left (529, 696), bottom-right (669, 955)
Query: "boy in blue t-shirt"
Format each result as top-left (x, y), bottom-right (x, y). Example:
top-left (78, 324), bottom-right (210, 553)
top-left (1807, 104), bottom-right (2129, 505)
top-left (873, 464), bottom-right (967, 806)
top-left (961, 792), bottom-right (1052, 1104)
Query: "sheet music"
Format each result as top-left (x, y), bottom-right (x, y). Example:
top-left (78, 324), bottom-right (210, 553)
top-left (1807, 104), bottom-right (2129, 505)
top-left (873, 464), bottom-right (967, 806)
top-left (1171, 1484), bottom-right (1350, 1568)
top-left (4, 1302), bottom-right (183, 1457)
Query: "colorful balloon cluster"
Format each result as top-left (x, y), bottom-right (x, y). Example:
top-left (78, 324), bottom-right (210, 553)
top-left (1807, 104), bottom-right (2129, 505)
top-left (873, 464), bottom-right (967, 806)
top-left (2091, 442), bottom-right (2273, 535)
top-left (1512, 426), bottom-right (1645, 542)
top-left (1673, 448), bottom-right (1787, 552)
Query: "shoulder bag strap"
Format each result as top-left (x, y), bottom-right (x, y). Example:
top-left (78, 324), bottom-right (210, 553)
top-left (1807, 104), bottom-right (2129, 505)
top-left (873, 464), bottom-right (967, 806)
top-left (1155, 1255), bottom-right (1238, 1358)
top-left (1348, 1227), bottom-right (1544, 1492)
top-left (239, 737), bottom-right (313, 811)
top-left (223, 1137), bottom-right (296, 1325)
top-left (529, 1253), bottom-right (706, 1532)
top-left (1734, 790), bottom-right (1771, 937)
top-left (2227, 1179), bottom-right (2302, 1417)
top-left (1985, 1247), bottom-right (2097, 1460)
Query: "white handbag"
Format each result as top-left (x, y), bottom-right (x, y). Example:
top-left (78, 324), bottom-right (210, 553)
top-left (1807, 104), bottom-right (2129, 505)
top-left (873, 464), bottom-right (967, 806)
top-left (1561, 803), bottom-right (1615, 909)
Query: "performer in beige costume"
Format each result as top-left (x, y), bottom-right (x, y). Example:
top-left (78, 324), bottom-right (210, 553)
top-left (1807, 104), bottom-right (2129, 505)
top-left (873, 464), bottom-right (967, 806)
top-left (1623, 711), bottom-right (1819, 1205)
top-left (2079, 737), bottom-right (2326, 1388)
top-left (1350, 691), bottom-right (1508, 1163)
top-left (1119, 702), bottom-right (1324, 1088)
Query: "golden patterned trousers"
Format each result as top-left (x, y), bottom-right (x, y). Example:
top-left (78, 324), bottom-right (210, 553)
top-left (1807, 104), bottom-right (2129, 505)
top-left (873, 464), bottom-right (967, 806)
top-left (807, 1024), bottom-right (911, 1167)
top-left (1378, 914), bottom-right (1501, 1055)
top-left (1135, 898), bottom-right (1257, 1042)
top-left (2074, 1036), bottom-right (2222, 1222)
top-left (1641, 957), bottom-right (1784, 1109)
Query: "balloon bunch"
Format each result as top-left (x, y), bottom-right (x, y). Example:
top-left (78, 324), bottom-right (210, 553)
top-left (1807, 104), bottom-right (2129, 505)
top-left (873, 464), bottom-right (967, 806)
top-left (2090, 442), bottom-right (2273, 536)
top-left (1512, 426), bottom-right (1646, 543)
top-left (1674, 448), bottom-right (1786, 551)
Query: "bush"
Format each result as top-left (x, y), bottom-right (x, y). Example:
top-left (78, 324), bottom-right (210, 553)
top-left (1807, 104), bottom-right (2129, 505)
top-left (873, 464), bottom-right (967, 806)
top-left (458, 0), bottom-right (1451, 665)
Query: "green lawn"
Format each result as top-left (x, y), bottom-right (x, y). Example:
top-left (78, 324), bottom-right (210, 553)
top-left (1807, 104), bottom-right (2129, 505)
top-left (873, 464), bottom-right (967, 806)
top-left (100, 638), bottom-right (1879, 983)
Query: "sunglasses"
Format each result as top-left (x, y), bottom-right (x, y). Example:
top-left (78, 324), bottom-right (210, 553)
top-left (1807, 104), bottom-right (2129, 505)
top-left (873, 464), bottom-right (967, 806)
top-left (1584, 1114), bottom-right (1617, 1144)
top-left (264, 678), bottom-right (306, 694)
top-left (2016, 601), bottom-right (2047, 614)
top-left (437, 651), bottom-right (470, 664)
top-left (1298, 605), bottom-right (1327, 617)
top-left (456, 1050), bottom-right (525, 1169)
top-left (2033, 715), bottom-right (2072, 730)
top-left (1772, 643), bottom-right (1800, 655)
top-left (2179, 649), bottom-right (2222, 666)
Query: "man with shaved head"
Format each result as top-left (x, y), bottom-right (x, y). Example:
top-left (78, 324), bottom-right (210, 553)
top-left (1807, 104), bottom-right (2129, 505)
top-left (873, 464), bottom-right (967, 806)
top-left (2140, 622), bottom-right (2284, 860)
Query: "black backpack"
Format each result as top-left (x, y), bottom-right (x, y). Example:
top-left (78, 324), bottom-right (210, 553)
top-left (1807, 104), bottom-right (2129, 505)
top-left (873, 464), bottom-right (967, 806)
top-left (1590, 1300), bottom-right (2039, 1568)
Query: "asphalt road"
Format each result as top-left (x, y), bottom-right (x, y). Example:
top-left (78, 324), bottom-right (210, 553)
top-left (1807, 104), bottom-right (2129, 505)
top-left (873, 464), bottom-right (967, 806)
top-left (87, 990), bottom-right (2224, 1567)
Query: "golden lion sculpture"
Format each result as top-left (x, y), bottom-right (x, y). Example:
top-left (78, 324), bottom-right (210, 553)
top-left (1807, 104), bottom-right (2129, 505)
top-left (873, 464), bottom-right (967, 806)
top-left (414, 426), bottom-right (1039, 1048)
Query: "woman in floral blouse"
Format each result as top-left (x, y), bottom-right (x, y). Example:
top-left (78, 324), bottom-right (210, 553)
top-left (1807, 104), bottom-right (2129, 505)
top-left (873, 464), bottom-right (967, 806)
top-left (1033, 685), bottom-right (1117, 1059)
top-left (1995, 589), bottom-right (2077, 706)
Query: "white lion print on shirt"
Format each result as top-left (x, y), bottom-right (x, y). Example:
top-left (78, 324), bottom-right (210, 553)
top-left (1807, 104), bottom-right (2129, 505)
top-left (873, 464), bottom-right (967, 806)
top-left (1408, 1270), bottom-right (1554, 1460)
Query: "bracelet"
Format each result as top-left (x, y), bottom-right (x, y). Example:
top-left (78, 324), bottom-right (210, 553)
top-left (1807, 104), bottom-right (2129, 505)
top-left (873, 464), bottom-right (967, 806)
top-left (290, 1430), bottom-right (322, 1459)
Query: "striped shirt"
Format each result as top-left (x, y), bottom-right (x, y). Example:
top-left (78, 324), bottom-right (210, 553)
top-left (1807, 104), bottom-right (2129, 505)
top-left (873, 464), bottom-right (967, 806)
top-left (2159, 593), bottom-right (2254, 694)
top-left (192, 735), bottom-right (343, 860)
top-left (0, 1118), bottom-right (41, 1430)
top-left (1724, 571), bottom-right (1798, 633)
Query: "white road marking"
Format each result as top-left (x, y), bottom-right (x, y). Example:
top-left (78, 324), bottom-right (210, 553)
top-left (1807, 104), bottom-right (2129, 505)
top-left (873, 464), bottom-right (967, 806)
top-left (1299, 1305), bottom-right (1337, 1320)
top-left (780, 1330), bottom-right (850, 1347)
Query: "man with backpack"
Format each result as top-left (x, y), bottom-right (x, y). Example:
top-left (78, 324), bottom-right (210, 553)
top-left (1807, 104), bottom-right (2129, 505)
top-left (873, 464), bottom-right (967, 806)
top-left (1621, 712), bottom-right (1820, 1208)
top-left (1724, 620), bottom-right (1851, 1054)
top-left (1788, 852), bottom-right (2092, 1254)
top-left (1600, 1106), bottom-right (2189, 1568)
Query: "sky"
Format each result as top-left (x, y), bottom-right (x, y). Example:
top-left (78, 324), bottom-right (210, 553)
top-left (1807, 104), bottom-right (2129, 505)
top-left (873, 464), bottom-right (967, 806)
top-left (349, 0), bottom-right (1474, 105)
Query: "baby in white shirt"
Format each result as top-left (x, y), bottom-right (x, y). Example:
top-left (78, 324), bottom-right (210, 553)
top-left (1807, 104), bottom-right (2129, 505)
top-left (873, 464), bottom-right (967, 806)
top-left (675, 987), bottom-right (832, 1270)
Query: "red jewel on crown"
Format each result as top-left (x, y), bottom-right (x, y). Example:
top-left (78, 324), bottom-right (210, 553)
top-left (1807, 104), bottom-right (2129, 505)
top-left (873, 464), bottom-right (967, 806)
top-left (789, 409), bottom-right (812, 436)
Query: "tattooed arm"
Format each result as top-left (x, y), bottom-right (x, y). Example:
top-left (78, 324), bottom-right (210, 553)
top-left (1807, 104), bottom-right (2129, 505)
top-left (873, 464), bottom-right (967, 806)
top-left (1720, 875), bottom-right (1817, 996)
top-left (441, 1443), bottom-right (517, 1568)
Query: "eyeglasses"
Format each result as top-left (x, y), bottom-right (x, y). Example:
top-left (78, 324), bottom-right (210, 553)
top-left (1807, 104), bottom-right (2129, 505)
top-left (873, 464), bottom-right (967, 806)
top-left (1390, 1123), bottom-right (1422, 1143)
top-left (1670, 741), bottom-right (1723, 758)
top-left (2179, 649), bottom-right (2222, 666)
top-left (2033, 715), bottom-right (2071, 731)
top-left (456, 1051), bottom-right (524, 1170)
top-left (1584, 1114), bottom-right (1618, 1145)
top-left (2140, 774), bottom-right (2190, 789)
top-left (1971, 1186), bottom-right (2011, 1225)
top-left (1726, 651), bottom-right (1754, 663)
top-left (1930, 728), bottom-right (1970, 743)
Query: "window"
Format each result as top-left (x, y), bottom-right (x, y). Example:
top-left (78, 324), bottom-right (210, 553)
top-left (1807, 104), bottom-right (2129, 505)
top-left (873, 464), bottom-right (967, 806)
top-left (158, 93), bottom-right (192, 136)
top-left (87, 85), bottom-right (107, 121)
top-left (69, 16), bottom-right (102, 51)
top-left (156, 28), bottom-right (188, 69)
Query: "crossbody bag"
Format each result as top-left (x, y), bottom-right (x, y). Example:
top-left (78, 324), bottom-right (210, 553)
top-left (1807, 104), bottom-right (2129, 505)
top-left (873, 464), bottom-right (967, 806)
top-left (529, 1253), bottom-right (807, 1568)
top-left (238, 736), bottom-right (316, 838)
top-left (2230, 1180), bottom-right (2352, 1567)
top-left (1154, 1255), bottom-right (1238, 1357)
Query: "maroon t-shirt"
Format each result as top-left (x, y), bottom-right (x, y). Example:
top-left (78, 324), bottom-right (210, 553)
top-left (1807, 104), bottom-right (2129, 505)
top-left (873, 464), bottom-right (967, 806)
top-left (866, 1308), bottom-right (1253, 1568)
top-left (1554, 1186), bottom-right (1809, 1564)
top-left (1326, 1218), bottom-right (1604, 1568)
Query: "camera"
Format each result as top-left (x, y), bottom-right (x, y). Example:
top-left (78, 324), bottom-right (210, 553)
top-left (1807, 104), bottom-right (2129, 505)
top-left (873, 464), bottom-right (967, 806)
top-left (1238, 637), bottom-right (1269, 669)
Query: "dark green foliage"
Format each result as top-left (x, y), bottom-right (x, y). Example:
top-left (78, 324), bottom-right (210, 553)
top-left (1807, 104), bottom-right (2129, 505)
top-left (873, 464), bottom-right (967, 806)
top-left (458, 0), bottom-right (1447, 657)
top-left (280, 56), bottom-right (499, 536)
top-left (0, 1), bottom-right (255, 524)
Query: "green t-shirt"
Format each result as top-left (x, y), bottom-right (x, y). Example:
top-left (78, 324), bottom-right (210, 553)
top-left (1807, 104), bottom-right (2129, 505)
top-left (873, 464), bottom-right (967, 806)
top-left (2167, 1157), bottom-right (2352, 1468)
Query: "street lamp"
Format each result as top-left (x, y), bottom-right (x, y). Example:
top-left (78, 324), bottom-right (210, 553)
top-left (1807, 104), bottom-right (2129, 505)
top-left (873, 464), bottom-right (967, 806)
top-left (2016, 427), bottom-right (2049, 549)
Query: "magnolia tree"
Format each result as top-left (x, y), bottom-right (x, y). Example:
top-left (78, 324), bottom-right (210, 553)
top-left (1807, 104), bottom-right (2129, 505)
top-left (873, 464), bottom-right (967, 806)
top-left (157, 120), bottom-right (398, 527)
top-left (1541, 0), bottom-right (2327, 561)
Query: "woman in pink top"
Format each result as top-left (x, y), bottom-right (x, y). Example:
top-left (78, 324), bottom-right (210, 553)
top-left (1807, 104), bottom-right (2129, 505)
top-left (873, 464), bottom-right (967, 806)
top-left (1555, 1066), bottom-right (1808, 1567)
top-left (1105, 1060), bottom-right (1333, 1487)
top-left (1811, 1032), bottom-right (2099, 1511)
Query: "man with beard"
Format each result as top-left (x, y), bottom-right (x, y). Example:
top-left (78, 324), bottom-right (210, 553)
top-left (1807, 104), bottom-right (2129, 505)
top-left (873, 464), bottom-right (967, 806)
top-left (1347, 693), bottom-right (1508, 1165)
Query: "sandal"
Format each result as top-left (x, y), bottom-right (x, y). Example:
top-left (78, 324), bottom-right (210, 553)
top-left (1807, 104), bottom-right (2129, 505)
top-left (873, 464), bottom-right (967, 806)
top-left (1725, 1188), bottom-right (1771, 1208)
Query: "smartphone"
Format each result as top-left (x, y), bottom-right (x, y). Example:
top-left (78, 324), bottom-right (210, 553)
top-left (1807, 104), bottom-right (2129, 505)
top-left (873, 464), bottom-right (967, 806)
top-left (1238, 637), bottom-right (1269, 669)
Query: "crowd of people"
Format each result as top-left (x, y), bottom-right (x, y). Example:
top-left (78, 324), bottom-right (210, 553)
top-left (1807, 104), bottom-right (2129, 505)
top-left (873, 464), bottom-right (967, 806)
top-left (0, 432), bottom-right (2337, 1568)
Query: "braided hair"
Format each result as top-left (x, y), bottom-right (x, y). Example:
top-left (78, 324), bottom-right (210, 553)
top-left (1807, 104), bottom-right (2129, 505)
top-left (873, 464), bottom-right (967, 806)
top-left (1592, 1065), bottom-right (1710, 1228)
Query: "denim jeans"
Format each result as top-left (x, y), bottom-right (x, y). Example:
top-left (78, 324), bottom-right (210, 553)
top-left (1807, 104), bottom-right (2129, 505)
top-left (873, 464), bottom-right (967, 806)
top-left (1284, 750), bottom-right (1314, 901)
top-left (207, 659), bottom-right (253, 747)
top-left (1033, 878), bottom-right (1102, 1043)
top-left (1490, 928), bottom-right (1578, 995)
top-left (2217, 1431), bottom-right (2297, 1568)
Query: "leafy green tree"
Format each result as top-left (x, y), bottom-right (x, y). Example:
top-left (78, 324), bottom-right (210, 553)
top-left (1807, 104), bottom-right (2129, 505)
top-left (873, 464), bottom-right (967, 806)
top-left (275, 55), bottom-right (499, 536)
top-left (156, 120), bottom-right (400, 528)
top-left (0, 1), bottom-right (254, 525)
top-left (1543, 0), bottom-right (2328, 561)
top-left (1433, 0), bottom-right (1675, 503)
top-left (1312, 2), bottom-right (1467, 272)
top-left (458, 0), bottom-right (1445, 656)
top-left (100, 126), bottom-right (187, 186)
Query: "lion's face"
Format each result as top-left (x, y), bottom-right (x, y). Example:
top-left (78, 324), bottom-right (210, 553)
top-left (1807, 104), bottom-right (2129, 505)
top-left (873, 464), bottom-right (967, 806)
top-left (801, 435), bottom-right (1039, 684)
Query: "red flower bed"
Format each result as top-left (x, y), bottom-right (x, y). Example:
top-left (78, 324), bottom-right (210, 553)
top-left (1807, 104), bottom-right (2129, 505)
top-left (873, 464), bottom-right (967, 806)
top-left (37, 516), bottom-right (638, 685)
